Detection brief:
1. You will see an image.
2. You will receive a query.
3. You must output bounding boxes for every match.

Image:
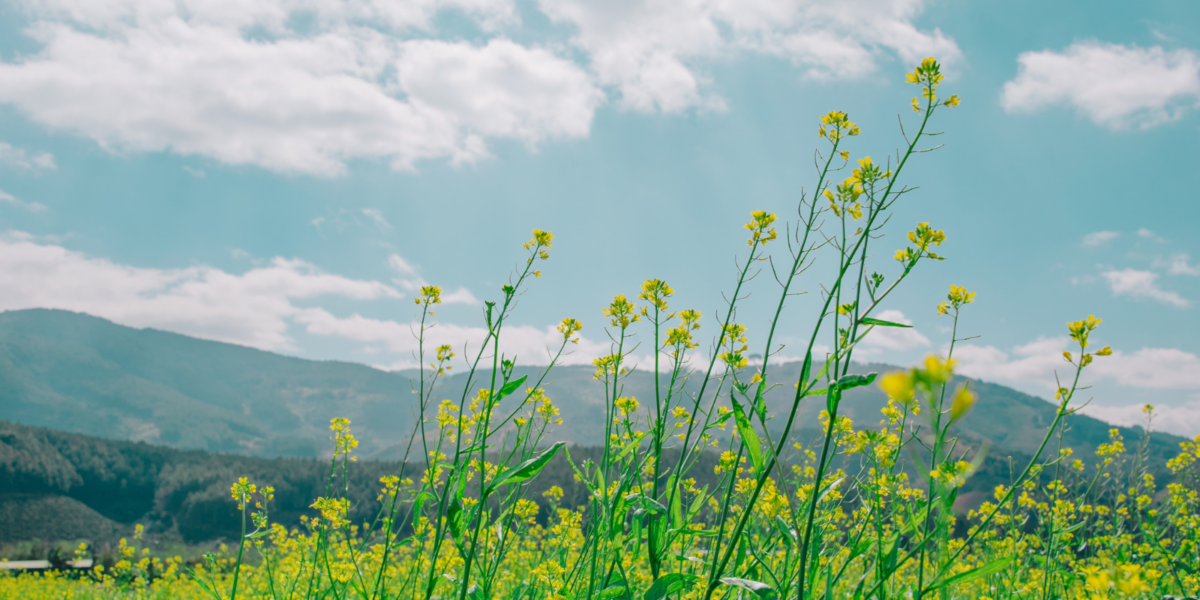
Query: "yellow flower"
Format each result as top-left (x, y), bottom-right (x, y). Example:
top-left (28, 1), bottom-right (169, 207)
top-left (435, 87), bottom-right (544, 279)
top-left (1067, 315), bottom-right (1102, 347)
top-left (638, 279), bottom-right (673, 311)
top-left (416, 284), bottom-right (442, 306)
top-left (615, 395), bottom-right (640, 416)
top-left (557, 317), bottom-right (583, 341)
top-left (949, 384), bottom-right (976, 422)
top-left (524, 229), bottom-right (554, 251)
top-left (745, 210), bottom-right (778, 246)
top-left (879, 371), bottom-right (914, 405)
top-left (604, 294), bottom-right (640, 329)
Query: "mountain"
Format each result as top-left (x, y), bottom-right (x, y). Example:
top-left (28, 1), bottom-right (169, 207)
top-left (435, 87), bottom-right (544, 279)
top-left (0, 308), bottom-right (1184, 466)
top-left (0, 309), bottom-right (417, 456)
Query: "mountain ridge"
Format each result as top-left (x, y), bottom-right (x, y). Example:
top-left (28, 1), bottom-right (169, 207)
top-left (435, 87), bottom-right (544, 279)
top-left (0, 308), bottom-right (1183, 463)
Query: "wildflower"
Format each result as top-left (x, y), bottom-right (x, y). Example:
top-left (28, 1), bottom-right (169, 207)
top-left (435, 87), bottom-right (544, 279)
top-left (638, 279), bottom-right (673, 312)
top-left (615, 396), bottom-right (639, 416)
top-left (745, 210), bottom-right (778, 246)
top-left (879, 371), bottom-right (914, 406)
top-left (542, 485), bottom-right (563, 505)
top-left (310, 497), bottom-right (350, 529)
top-left (557, 317), bottom-right (582, 342)
top-left (818, 111), bottom-right (861, 141)
top-left (937, 284), bottom-right (976, 315)
top-left (524, 229), bottom-right (554, 259)
top-left (330, 418), bottom-right (359, 461)
top-left (604, 295), bottom-right (639, 329)
top-left (949, 384), bottom-right (976, 422)
top-left (415, 284), bottom-right (442, 306)
top-left (231, 477), bottom-right (257, 510)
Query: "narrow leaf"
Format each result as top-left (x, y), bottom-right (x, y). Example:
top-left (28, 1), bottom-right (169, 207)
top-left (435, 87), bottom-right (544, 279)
top-left (926, 557), bottom-right (1014, 592)
top-left (643, 573), bottom-right (699, 600)
top-left (720, 578), bottom-right (779, 600)
top-left (859, 317), bottom-right (912, 328)
top-left (730, 396), bottom-right (764, 473)
top-left (485, 441), bottom-right (565, 496)
top-left (835, 372), bottom-right (877, 391)
top-left (494, 375), bottom-right (528, 402)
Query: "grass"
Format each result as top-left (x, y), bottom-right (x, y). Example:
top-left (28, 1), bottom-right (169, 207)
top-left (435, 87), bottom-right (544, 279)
top-left (3, 57), bottom-right (1197, 600)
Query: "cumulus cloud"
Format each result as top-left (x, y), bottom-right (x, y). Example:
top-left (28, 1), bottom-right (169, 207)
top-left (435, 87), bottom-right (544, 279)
top-left (1000, 42), bottom-right (1200, 129)
top-left (0, 0), bottom-right (957, 173)
top-left (0, 188), bottom-right (48, 212)
top-left (0, 231), bottom-right (620, 369)
top-left (1082, 230), bottom-right (1119, 246)
top-left (538, 0), bottom-right (960, 113)
top-left (0, 141), bottom-right (55, 171)
top-left (1164, 253), bottom-right (1200, 276)
top-left (296, 308), bottom-right (610, 370)
top-left (1080, 401), bottom-right (1200, 437)
top-left (855, 309), bottom-right (930, 354)
top-left (1101, 268), bottom-right (1189, 307)
top-left (0, 231), bottom-right (403, 350)
top-left (387, 253), bottom-right (479, 305)
top-left (361, 208), bottom-right (391, 230)
top-left (0, 9), bottom-right (602, 175)
top-left (957, 336), bottom-right (1200, 392)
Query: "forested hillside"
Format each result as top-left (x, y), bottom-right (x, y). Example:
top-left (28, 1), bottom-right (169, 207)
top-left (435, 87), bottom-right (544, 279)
top-left (0, 309), bottom-right (1171, 464)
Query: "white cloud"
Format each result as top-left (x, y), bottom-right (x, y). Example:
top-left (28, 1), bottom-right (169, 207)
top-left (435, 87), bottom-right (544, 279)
top-left (957, 336), bottom-right (1200, 392)
top-left (1000, 42), bottom-right (1200, 129)
top-left (1082, 230), bottom-right (1119, 246)
top-left (386, 253), bottom-right (479, 305)
top-left (954, 337), bottom-right (1066, 387)
top-left (1138, 227), bottom-right (1166, 243)
top-left (0, 12), bottom-right (601, 175)
top-left (1101, 268), bottom-right (1189, 307)
top-left (1165, 253), bottom-right (1200, 276)
top-left (360, 208), bottom-right (391, 230)
top-left (0, 231), bottom-right (400, 351)
top-left (0, 0), bottom-right (956, 173)
top-left (537, 0), bottom-right (960, 113)
top-left (182, 166), bottom-right (205, 177)
top-left (296, 308), bottom-right (609, 370)
top-left (1080, 401), bottom-right (1200, 437)
top-left (0, 188), bottom-right (48, 212)
top-left (0, 231), bottom-right (614, 369)
top-left (0, 141), bottom-right (56, 171)
top-left (854, 309), bottom-right (930, 354)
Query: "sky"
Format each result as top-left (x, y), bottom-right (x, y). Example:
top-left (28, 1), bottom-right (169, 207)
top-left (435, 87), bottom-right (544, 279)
top-left (0, 0), bottom-right (1198, 434)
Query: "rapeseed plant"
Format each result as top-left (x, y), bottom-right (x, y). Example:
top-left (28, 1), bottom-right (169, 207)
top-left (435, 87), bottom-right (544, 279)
top-left (4, 57), bottom-right (1197, 600)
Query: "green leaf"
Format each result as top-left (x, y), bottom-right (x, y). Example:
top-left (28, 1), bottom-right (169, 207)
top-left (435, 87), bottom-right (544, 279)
top-left (925, 557), bottom-right (1014, 592)
top-left (595, 585), bottom-right (629, 600)
top-left (859, 317), bottom-right (912, 328)
top-left (730, 396), bottom-right (763, 473)
top-left (1055, 521), bottom-right (1085, 535)
top-left (720, 578), bottom-right (779, 600)
top-left (799, 351), bottom-right (812, 391)
top-left (816, 477), bottom-right (845, 505)
top-left (624, 493), bottom-right (667, 515)
top-left (670, 478), bottom-right (684, 531)
top-left (494, 375), bottom-right (528, 402)
top-left (643, 573), bottom-right (699, 600)
top-left (835, 372), bottom-right (877, 391)
top-left (614, 432), bottom-right (646, 463)
top-left (485, 442), bottom-right (565, 496)
top-left (446, 497), bottom-right (466, 544)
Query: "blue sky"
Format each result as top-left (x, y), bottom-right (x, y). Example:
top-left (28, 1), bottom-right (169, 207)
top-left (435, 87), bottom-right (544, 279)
top-left (0, 0), bottom-right (1198, 433)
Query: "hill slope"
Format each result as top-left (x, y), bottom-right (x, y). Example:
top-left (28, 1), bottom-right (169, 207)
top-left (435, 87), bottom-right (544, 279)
top-left (0, 308), bottom-right (1182, 464)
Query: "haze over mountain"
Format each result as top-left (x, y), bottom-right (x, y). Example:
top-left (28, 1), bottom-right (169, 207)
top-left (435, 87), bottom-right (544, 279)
top-left (0, 308), bottom-right (1180, 463)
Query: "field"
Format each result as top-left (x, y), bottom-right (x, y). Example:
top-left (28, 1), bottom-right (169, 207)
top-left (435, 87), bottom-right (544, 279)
top-left (3, 57), bottom-right (1197, 600)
